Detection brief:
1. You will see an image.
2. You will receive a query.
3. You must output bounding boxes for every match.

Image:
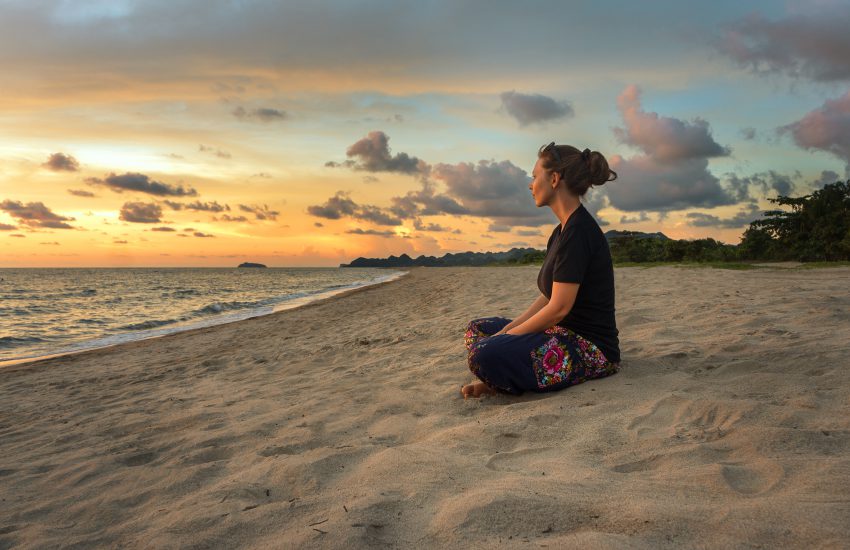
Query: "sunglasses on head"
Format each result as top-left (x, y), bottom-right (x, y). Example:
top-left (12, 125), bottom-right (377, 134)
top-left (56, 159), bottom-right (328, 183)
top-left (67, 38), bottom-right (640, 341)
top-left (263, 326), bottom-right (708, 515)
top-left (539, 141), bottom-right (563, 165)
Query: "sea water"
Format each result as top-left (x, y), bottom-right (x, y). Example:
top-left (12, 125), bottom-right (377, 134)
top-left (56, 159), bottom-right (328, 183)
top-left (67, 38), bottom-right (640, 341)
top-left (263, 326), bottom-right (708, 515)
top-left (0, 267), bottom-right (405, 365)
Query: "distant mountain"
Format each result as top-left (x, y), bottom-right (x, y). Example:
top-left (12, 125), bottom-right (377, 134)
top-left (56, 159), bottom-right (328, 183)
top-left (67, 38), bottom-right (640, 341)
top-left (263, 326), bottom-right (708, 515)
top-left (341, 248), bottom-right (540, 268)
top-left (237, 262), bottom-right (267, 268)
top-left (342, 231), bottom-right (672, 268)
top-left (604, 230), bottom-right (670, 241)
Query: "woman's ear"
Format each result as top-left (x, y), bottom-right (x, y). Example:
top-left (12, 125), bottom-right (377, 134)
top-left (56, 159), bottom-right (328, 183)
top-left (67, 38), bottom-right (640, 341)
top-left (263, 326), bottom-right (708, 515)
top-left (550, 171), bottom-right (561, 189)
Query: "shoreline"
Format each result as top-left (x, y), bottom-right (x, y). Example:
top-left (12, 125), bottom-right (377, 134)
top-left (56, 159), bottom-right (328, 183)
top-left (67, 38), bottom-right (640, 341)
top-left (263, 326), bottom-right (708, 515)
top-left (0, 269), bottom-right (409, 371)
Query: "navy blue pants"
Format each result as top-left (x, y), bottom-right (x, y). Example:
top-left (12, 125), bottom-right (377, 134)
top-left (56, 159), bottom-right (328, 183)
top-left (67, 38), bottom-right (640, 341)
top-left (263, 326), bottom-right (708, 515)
top-left (464, 317), bottom-right (619, 395)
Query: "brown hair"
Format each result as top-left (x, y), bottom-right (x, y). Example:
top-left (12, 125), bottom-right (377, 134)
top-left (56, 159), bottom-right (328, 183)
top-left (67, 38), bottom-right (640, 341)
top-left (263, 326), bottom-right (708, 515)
top-left (537, 143), bottom-right (617, 196)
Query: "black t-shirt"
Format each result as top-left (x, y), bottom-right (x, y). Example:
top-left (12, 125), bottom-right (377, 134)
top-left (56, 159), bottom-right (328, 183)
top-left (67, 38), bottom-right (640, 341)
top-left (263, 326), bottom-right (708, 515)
top-left (536, 204), bottom-right (620, 363)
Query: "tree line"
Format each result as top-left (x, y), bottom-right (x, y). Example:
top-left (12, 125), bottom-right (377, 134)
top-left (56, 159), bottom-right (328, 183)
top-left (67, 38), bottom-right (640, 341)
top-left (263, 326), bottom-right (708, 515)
top-left (501, 179), bottom-right (850, 265)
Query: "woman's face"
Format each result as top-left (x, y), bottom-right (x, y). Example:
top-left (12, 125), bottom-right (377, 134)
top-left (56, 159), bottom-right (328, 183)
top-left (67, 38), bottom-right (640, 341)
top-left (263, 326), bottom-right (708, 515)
top-left (529, 158), bottom-right (556, 207)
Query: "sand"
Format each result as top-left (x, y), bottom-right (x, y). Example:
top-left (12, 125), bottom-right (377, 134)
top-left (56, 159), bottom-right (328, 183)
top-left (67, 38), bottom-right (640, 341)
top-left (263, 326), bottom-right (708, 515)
top-left (1, 265), bottom-right (850, 549)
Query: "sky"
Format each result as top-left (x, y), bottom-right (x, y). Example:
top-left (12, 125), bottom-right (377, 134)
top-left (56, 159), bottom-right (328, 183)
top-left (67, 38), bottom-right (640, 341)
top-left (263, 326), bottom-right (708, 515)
top-left (1, 0), bottom-right (849, 267)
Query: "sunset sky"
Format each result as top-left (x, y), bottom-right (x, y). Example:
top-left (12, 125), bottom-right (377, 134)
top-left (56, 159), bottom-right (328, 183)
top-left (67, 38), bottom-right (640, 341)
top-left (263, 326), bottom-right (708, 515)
top-left (2, 0), bottom-right (849, 267)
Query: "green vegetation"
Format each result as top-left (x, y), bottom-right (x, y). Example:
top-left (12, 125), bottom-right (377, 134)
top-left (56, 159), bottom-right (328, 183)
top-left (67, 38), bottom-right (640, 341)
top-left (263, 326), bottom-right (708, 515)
top-left (491, 179), bottom-right (850, 268)
top-left (738, 180), bottom-right (850, 261)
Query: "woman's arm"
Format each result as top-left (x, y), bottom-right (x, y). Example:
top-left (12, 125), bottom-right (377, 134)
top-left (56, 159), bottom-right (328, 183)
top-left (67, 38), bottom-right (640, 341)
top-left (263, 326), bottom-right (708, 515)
top-left (506, 282), bottom-right (579, 335)
top-left (494, 293), bottom-right (550, 335)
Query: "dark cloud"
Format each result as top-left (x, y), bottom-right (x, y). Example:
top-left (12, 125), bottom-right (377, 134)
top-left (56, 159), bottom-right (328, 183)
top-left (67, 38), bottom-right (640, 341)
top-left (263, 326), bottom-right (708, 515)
top-left (164, 200), bottom-right (230, 212)
top-left (314, 222), bottom-right (324, 227)
top-left (726, 171), bottom-right (796, 200)
top-left (389, 181), bottom-right (469, 218)
top-left (43, 152), bottom-right (79, 172)
top-left (779, 90), bottom-right (850, 174)
top-left (515, 229), bottom-right (541, 236)
top-left (685, 203), bottom-right (762, 228)
top-left (9, 233), bottom-right (25, 237)
top-left (413, 220), bottom-right (451, 232)
top-left (606, 85), bottom-right (736, 212)
top-left (619, 212), bottom-right (650, 224)
top-left (217, 214), bottom-right (250, 222)
top-left (199, 144), bottom-right (231, 159)
top-left (433, 159), bottom-right (552, 226)
top-left (716, 10), bottom-right (850, 82)
top-left (345, 228), bottom-right (395, 237)
top-left (307, 191), bottom-right (401, 226)
top-left (488, 223), bottom-right (511, 232)
top-left (809, 170), bottom-right (842, 189)
top-left (119, 201), bottom-right (163, 223)
top-left (613, 85), bottom-right (730, 161)
top-left (740, 127), bottom-right (757, 140)
top-left (150, 226), bottom-right (176, 231)
top-left (238, 203), bottom-right (279, 221)
top-left (0, 223), bottom-right (17, 230)
top-left (499, 91), bottom-right (574, 126)
top-left (68, 189), bottom-right (95, 197)
top-left (233, 106), bottom-right (287, 122)
top-left (113, 240), bottom-right (128, 244)
top-left (337, 131), bottom-right (428, 174)
top-left (86, 172), bottom-right (198, 197)
top-left (0, 199), bottom-right (75, 229)
top-left (193, 231), bottom-right (215, 238)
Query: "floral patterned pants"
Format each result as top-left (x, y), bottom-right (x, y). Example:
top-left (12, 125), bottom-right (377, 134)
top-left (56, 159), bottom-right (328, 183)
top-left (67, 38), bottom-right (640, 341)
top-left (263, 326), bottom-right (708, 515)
top-left (464, 317), bottom-right (620, 395)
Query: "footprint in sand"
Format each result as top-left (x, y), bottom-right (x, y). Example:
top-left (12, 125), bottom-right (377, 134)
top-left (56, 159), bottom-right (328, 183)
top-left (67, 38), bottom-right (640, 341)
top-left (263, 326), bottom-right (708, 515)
top-left (719, 460), bottom-right (784, 496)
top-left (627, 396), bottom-right (746, 443)
top-left (485, 447), bottom-right (553, 473)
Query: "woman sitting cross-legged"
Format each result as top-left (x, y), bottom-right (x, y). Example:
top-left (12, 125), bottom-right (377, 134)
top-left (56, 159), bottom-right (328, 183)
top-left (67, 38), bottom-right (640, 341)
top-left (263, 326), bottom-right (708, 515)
top-left (462, 142), bottom-right (621, 398)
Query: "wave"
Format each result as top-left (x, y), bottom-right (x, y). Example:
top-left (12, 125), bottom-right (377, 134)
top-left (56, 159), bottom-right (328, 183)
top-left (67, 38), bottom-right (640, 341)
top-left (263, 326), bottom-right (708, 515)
top-left (0, 335), bottom-right (47, 349)
top-left (117, 318), bottom-right (179, 331)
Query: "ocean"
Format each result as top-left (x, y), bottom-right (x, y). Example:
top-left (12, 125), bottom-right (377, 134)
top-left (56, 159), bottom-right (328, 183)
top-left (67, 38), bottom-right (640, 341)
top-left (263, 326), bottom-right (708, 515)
top-left (0, 267), bottom-right (405, 365)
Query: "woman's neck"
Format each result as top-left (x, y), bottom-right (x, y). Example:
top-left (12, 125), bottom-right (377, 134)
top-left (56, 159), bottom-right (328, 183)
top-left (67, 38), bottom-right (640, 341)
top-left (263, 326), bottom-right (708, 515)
top-left (550, 194), bottom-right (582, 230)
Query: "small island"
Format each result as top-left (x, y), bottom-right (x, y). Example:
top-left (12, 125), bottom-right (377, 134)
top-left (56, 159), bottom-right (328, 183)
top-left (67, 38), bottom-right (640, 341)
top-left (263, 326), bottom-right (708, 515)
top-left (237, 262), bottom-right (267, 268)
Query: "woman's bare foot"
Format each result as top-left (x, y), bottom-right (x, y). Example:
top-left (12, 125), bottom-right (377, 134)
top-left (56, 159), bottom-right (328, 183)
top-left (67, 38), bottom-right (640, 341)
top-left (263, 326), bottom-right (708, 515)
top-left (461, 381), bottom-right (497, 399)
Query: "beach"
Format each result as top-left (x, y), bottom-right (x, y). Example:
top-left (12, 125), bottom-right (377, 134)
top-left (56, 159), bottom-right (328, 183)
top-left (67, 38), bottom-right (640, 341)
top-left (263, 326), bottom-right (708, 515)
top-left (1, 265), bottom-right (850, 548)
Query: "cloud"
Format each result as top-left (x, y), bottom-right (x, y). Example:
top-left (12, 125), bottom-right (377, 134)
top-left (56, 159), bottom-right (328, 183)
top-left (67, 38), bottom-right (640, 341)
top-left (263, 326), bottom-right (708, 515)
top-left (809, 169), bottom-right (842, 189)
top-left (433, 159), bottom-right (552, 226)
top-left (613, 85), bottom-right (730, 161)
top-left (725, 171), bottom-right (796, 200)
top-left (779, 90), bottom-right (850, 173)
top-left (499, 91), bottom-right (574, 126)
top-left (619, 212), bottom-right (650, 224)
top-left (515, 229), bottom-right (541, 236)
top-left (716, 10), bottom-right (850, 82)
top-left (164, 200), bottom-right (231, 212)
top-left (68, 189), bottom-right (95, 197)
top-left (238, 203), bottom-right (279, 221)
top-left (307, 191), bottom-right (401, 226)
top-left (150, 226), bottom-right (176, 231)
top-left (199, 144), bottom-right (231, 159)
top-left (233, 106), bottom-right (287, 122)
top-left (0, 199), bottom-right (75, 229)
top-left (605, 85), bottom-right (736, 212)
top-left (217, 214), bottom-right (250, 222)
top-left (0, 223), bottom-right (17, 230)
top-left (685, 203), bottom-right (763, 228)
top-left (389, 181), bottom-right (469, 218)
top-left (335, 131), bottom-right (428, 174)
top-left (119, 201), bottom-right (163, 223)
top-left (43, 152), bottom-right (80, 172)
top-left (413, 220), bottom-right (451, 232)
top-left (193, 231), bottom-right (215, 238)
top-left (488, 223), bottom-right (511, 232)
top-left (740, 127), bottom-right (757, 140)
top-left (345, 228), bottom-right (396, 237)
top-left (86, 172), bottom-right (198, 197)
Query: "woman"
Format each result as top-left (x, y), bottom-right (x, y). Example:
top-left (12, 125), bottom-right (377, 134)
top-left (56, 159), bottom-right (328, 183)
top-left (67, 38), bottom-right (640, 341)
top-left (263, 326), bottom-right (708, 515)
top-left (461, 142), bottom-right (620, 398)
